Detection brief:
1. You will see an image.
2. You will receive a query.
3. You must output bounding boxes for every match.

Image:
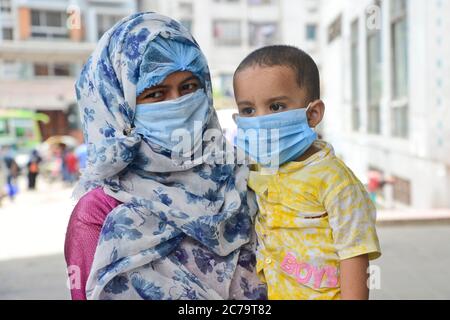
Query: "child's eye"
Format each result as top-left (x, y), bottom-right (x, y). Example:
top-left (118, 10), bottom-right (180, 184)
top-left (270, 103), bottom-right (286, 113)
top-left (240, 107), bottom-right (255, 116)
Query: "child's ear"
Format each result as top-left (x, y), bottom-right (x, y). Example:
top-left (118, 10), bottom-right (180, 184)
top-left (306, 100), bottom-right (325, 128)
top-left (232, 113), bottom-right (239, 124)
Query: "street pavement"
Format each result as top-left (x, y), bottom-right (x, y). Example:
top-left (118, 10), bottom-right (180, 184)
top-left (0, 177), bottom-right (449, 300)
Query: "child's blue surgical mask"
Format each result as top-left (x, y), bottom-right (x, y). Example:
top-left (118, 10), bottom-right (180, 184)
top-left (134, 89), bottom-right (210, 153)
top-left (236, 105), bottom-right (318, 168)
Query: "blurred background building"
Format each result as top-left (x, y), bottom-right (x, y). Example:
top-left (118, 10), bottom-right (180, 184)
top-left (138, 0), bottom-right (321, 108)
top-left (319, 0), bottom-right (450, 209)
top-left (0, 0), bottom-right (449, 210)
top-left (0, 0), bottom-right (138, 143)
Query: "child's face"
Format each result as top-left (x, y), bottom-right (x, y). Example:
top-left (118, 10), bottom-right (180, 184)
top-left (233, 65), bottom-right (324, 127)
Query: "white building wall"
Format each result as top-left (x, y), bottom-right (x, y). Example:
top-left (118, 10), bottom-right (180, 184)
top-left (139, 0), bottom-right (321, 99)
top-left (320, 0), bottom-right (450, 209)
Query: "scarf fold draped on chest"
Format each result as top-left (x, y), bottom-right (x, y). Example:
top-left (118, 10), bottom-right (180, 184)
top-left (73, 12), bottom-right (259, 300)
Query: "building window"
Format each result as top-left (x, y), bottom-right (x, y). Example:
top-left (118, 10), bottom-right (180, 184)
top-left (391, 0), bottom-right (409, 138)
top-left (248, 0), bottom-right (276, 5)
top-left (306, 24), bottom-right (317, 41)
top-left (179, 2), bottom-right (193, 15)
top-left (67, 104), bottom-right (81, 131)
top-left (0, 119), bottom-right (9, 136)
top-left (328, 15), bottom-right (342, 44)
top-left (249, 22), bottom-right (279, 47)
top-left (179, 19), bottom-right (193, 33)
top-left (1, 59), bottom-right (19, 79)
top-left (2, 27), bottom-right (13, 40)
top-left (219, 73), bottom-right (234, 97)
top-left (97, 14), bottom-right (123, 40)
top-left (366, 3), bottom-right (382, 135)
top-left (213, 20), bottom-right (242, 46)
top-left (178, 2), bottom-right (193, 32)
top-left (33, 63), bottom-right (49, 76)
top-left (30, 10), bottom-right (69, 39)
top-left (214, 0), bottom-right (240, 3)
top-left (0, 0), bottom-right (11, 12)
top-left (351, 19), bottom-right (360, 131)
top-left (33, 63), bottom-right (71, 77)
top-left (392, 175), bottom-right (411, 205)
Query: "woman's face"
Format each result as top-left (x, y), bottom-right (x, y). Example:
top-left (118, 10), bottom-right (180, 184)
top-left (136, 71), bottom-right (201, 105)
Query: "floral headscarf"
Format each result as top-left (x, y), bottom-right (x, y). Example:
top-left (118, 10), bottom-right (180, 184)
top-left (74, 12), bottom-right (265, 300)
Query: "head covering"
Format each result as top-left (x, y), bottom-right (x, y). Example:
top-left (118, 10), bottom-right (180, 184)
top-left (74, 12), bottom-right (263, 300)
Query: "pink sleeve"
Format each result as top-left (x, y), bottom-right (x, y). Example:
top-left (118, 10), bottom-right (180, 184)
top-left (64, 188), bottom-right (121, 300)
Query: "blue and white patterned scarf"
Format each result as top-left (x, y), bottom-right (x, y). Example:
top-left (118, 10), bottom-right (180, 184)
top-left (73, 12), bottom-right (266, 300)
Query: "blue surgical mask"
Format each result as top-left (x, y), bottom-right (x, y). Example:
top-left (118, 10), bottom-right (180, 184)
top-left (236, 106), bottom-right (318, 168)
top-left (134, 89), bottom-right (210, 153)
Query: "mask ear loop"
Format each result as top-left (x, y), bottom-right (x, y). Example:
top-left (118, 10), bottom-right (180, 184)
top-left (305, 102), bottom-right (316, 131)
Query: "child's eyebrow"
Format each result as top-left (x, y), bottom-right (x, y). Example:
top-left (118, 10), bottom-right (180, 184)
top-left (265, 96), bottom-right (292, 104)
top-left (236, 100), bottom-right (254, 107)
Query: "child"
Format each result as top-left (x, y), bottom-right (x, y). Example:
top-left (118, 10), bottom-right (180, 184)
top-left (233, 45), bottom-right (381, 300)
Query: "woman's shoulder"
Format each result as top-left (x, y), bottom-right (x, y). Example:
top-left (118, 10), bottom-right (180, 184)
top-left (72, 187), bottom-right (122, 225)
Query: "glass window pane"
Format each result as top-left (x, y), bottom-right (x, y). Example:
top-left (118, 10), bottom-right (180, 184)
top-left (249, 22), bottom-right (278, 47)
top-left (2, 27), bottom-right (13, 40)
top-left (213, 20), bottom-right (242, 46)
top-left (34, 63), bottom-right (49, 76)
top-left (392, 175), bottom-right (411, 205)
top-left (367, 32), bottom-right (382, 105)
top-left (306, 24), bottom-right (317, 41)
top-left (391, 0), bottom-right (406, 18)
top-left (31, 10), bottom-right (41, 26)
top-left (248, 0), bottom-right (275, 5)
top-left (54, 64), bottom-right (71, 76)
top-left (0, 120), bottom-right (9, 135)
top-left (179, 19), bottom-right (193, 32)
top-left (392, 18), bottom-right (408, 98)
top-left (351, 19), bottom-right (360, 131)
top-left (0, 0), bottom-right (12, 12)
top-left (46, 11), bottom-right (63, 27)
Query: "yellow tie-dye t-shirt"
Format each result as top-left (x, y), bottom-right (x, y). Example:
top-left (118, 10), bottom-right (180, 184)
top-left (248, 140), bottom-right (381, 300)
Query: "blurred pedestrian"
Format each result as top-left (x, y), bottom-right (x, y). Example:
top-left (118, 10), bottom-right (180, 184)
top-left (4, 155), bottom-right (20, 201)
top-left (27, 149), bottom-right (42, 190)
top-left (58, 143), bottom-right (70, 182)
top-left (65, 149), bottom-right (79, 184)
top-left (0, 149), bottom-right (7, 206)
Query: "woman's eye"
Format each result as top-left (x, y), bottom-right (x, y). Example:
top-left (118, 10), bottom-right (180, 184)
top-left (270, 103), bottom-right (286, 112)
top-left (181, 82), bottom-right (198, 92)
top-left (145, 91), bottom-right (164, 99)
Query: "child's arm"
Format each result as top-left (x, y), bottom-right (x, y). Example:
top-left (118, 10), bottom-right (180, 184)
top-left (340, 254), bottom-right (369, 300)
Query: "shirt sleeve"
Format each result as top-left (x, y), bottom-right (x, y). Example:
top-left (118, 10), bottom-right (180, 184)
top-left (323, 181), bottom-right (381, 261)
top-left (64, 188), bottom-right (121, 300)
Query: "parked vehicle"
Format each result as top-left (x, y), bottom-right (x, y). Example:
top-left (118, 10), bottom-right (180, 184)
top-left (0, 109), bottom-right (49, 168)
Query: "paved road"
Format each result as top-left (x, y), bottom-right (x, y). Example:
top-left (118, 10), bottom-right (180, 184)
top-left (0, 253), bottom-right (70, 300)
top-left (0, 178), bottom-right (75, 261)
top-left (1, 179), bottom-right (449, 299)
top-left (371, 223), bottom-right (450, 299)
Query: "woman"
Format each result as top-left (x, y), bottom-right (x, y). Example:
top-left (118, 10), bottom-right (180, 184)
top-left (65, 12), bottom-right (266, 300)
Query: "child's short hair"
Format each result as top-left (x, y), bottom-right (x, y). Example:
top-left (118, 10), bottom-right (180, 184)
top-left (235, 45), bottom-right (320, 101)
